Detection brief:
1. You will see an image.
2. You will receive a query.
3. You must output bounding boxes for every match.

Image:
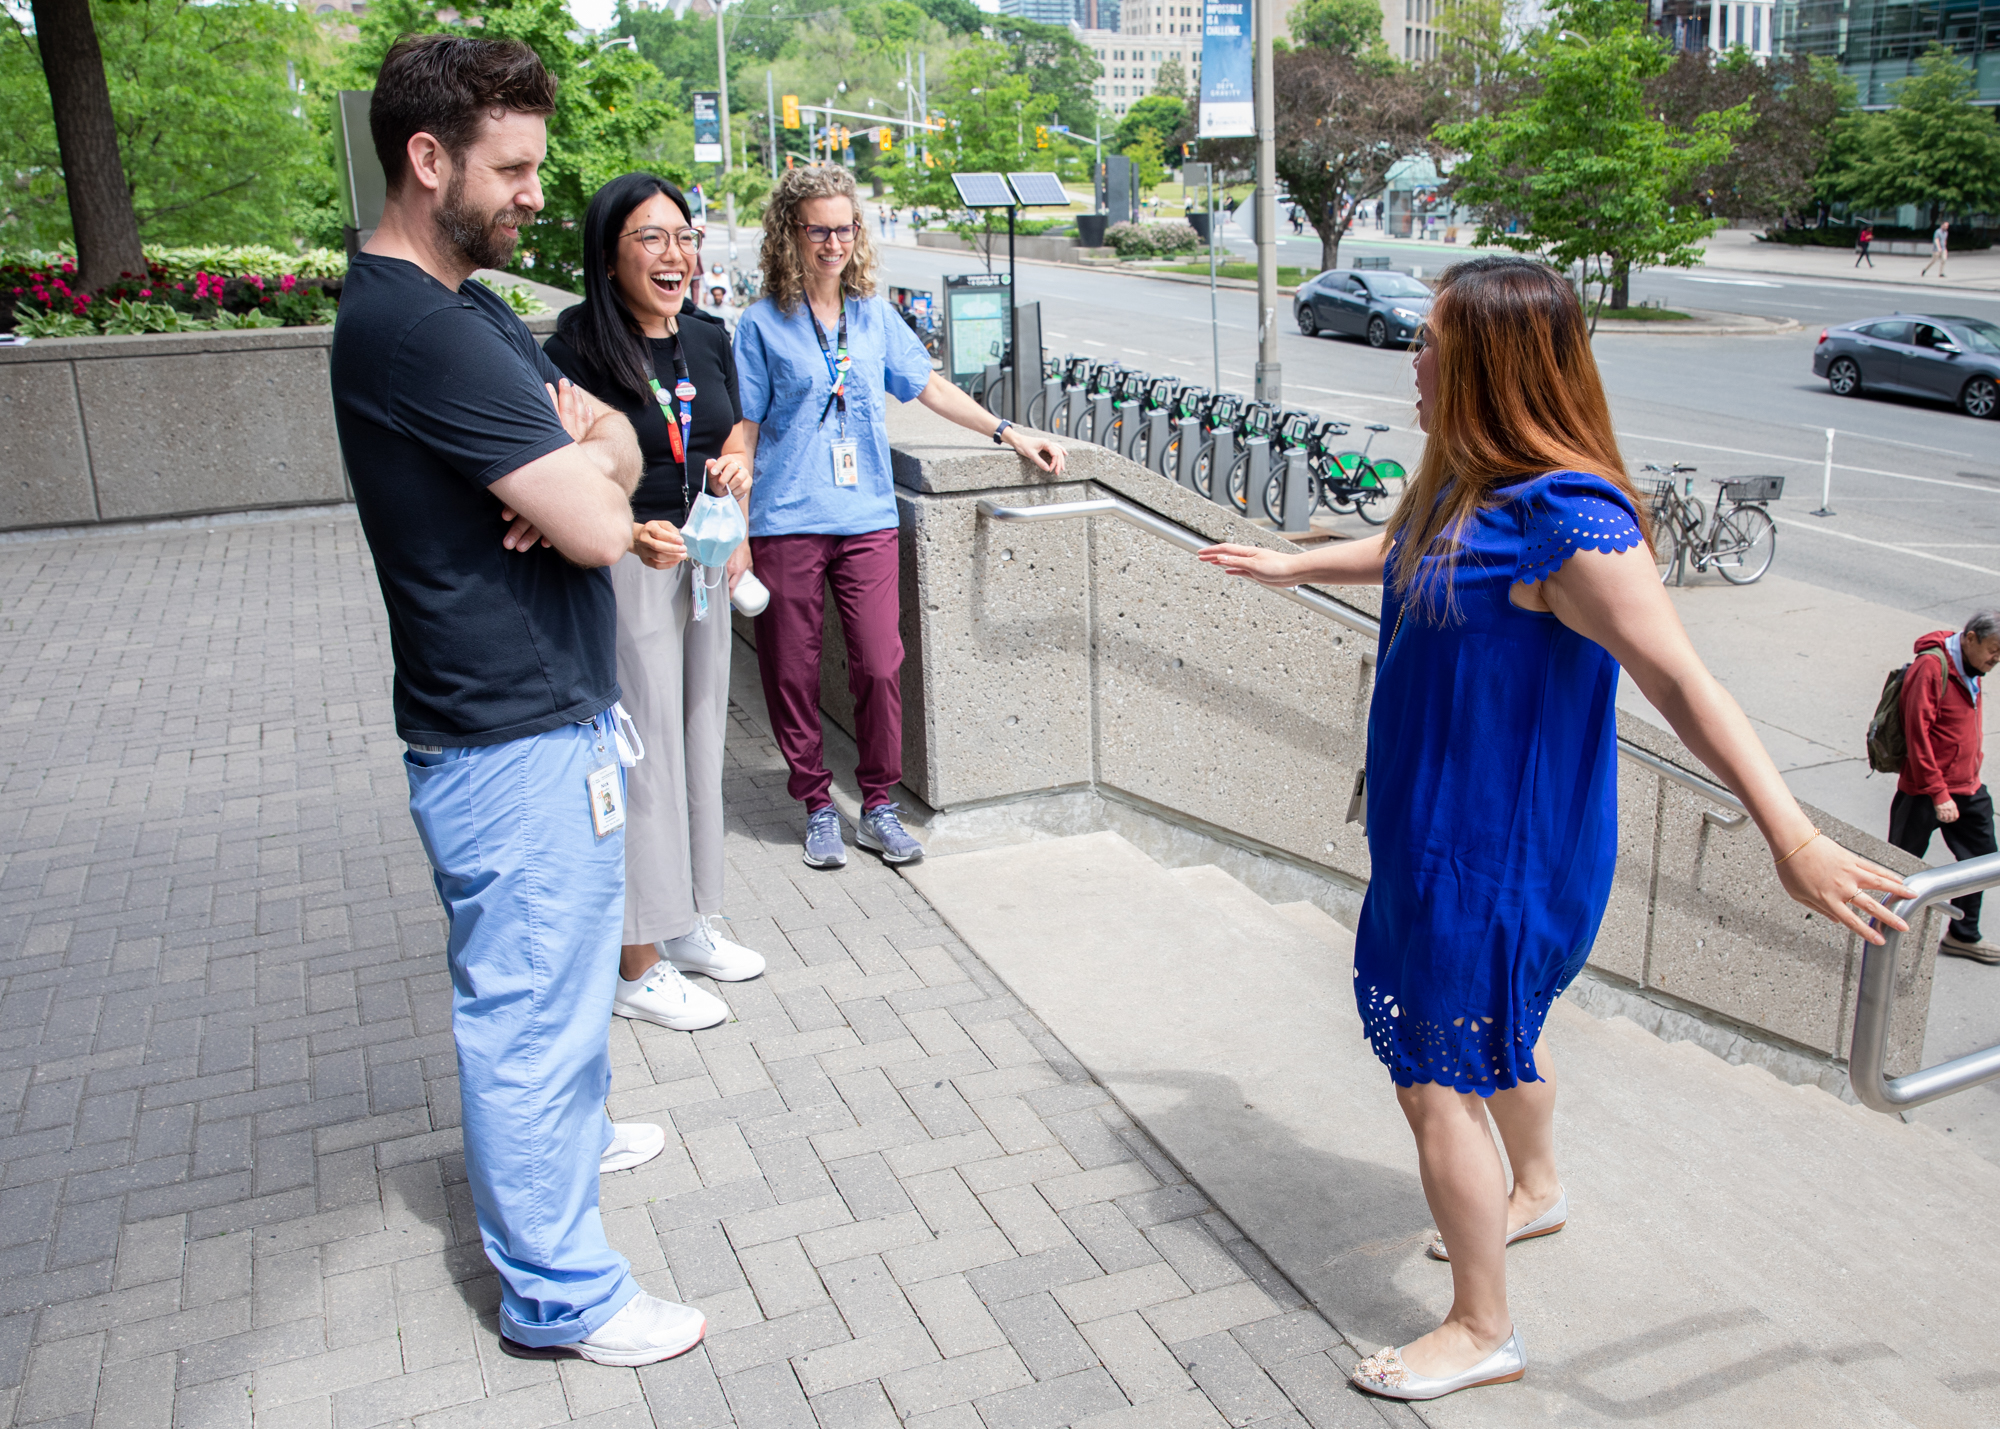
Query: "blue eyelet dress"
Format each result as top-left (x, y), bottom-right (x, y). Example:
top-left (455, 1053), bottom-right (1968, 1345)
top-left (1355, 470), bottom-right (1646, 1094)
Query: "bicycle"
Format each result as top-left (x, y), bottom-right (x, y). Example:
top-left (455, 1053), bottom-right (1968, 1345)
top-left (1224, 403), bottom-right (1278, 514)
top-left (1643, 462), bottom-right (1781, 586)
top-left (1154, 383), bottom-right (1209, 479)
top-left (1323, 423), bottom-right (1407, 516)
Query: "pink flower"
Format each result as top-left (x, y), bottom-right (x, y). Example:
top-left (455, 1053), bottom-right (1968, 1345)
top-left (246, 274), bottom-right (265, 290)
top-left (139, 288), bottom-right (152, 297)
top-left (279, 274), bottom-right (298, 294)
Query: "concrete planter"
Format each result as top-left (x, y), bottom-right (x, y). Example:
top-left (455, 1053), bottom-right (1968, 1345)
top-left (915, 230), bottom-right (1115, 265)
top-left (0, 313), bottom-right (558, 533)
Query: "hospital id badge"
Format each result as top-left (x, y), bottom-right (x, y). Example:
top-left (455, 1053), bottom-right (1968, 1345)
top-left (586, 762), bottom-right (626, 837)
top-left (830, 439), bottom-right (860, 487)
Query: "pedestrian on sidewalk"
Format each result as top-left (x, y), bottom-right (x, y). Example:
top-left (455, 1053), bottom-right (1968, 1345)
top-left (1197, 256), bottom-right (1911, 1405)
top-left (1922, 218), bottom-right (1951, 277)
top-left (329, 36), bottom-right (708, 1367)
top-left (543, 172), bottom-right (772, 1038)
top-left (1855, 223), bottom-right (1874, 267)
top-left (1888, 615), bottom-right (2000, 962)
top-left (734, 164), bottom-right (1067, 870)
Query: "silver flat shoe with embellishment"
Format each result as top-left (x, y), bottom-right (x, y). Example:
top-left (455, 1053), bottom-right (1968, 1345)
top-left (1350, 1330), bottom-right (1526, 1401)
top-left (1427, 1188), bottom-right (1566, 1262)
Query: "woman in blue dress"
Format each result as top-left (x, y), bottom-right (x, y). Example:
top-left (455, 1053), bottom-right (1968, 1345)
top-left (1198, 258), bottom-right (1912, 1403)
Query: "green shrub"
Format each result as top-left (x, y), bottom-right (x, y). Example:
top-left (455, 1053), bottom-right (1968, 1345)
top-left (1104, 220), bottom-right (1202, 258)
top-left (211, 309), bottom-right (284, 330)
top-left (99, 300), bottom-right (203, 334)
top-left (12, 309), bottom-right (95, 339)
top-left (496, 284), bottom-right (549, 316)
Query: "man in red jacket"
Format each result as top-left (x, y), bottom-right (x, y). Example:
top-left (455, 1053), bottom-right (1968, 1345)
top-left (1891, 615), bottom-right (2000, 962)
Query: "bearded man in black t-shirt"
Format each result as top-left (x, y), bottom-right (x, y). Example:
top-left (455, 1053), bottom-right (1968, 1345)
top-left (329, 34), bottom-right (705, 1367)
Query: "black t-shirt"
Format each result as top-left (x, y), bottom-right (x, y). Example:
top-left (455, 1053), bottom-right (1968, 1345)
top-left (543, 305), bottom-right (743, 527)
top-left (329, 253), bottom-right (619, 747)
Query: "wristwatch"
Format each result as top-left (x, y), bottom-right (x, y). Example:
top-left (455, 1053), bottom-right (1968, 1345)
top-left (991, 419), bottom-right (1013, 445)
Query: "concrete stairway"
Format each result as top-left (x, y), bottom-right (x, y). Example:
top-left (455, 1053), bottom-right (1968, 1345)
top-left (901, 830), bottom-right (2000, 1427)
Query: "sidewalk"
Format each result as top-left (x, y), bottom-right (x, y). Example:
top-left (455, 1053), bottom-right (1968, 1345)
top-left (0, 513), bottom-right (1396, 1429)
top-left (1694, 226), bottom-right (2000, 292)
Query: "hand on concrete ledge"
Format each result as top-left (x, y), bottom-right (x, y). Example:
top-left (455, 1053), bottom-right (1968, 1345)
top-left (914, 370), bottom-right (1066, 473)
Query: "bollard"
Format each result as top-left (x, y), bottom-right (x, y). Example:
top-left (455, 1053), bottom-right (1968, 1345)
top-left (1229, 437), bottom-right (1270, 515)
top-left (1135, 409), bottom-right (1171, 471)
top-left (1277, 450), bottom-right (1315, 531)
top-left (1115, 401), bottom-right (1145, 460)
top-left (1086, 391), bottom-right (1115, 447)
top-left (1174, 417), bottom-right (1203, 490)
top-left (1066, 384), bottom-right (1094, 440)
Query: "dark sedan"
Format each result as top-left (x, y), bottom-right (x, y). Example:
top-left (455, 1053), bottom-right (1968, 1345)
top-left (1294, 268), bottom-right (1432, 348)
top-left (1813, 313), bottom-right (2000, 419)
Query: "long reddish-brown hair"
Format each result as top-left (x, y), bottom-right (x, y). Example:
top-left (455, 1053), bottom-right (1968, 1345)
top-left (1386, 257), bottom-right (1650, 607)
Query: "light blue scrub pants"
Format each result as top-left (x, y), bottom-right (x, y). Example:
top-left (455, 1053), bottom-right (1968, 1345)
top-left (404, 711), bottom-right (638, 1347)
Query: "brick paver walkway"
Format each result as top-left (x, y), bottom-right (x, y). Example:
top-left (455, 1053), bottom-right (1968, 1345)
top-left (0, 514), bottom-right (1404, 1429)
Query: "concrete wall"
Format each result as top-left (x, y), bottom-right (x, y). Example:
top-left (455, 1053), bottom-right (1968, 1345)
top-left (872, 401), bottom-right (1942, 1076)
top-left (0, 312), bottom-right (560, 534)
top-left (915, 231), bottom-right (1116, 265)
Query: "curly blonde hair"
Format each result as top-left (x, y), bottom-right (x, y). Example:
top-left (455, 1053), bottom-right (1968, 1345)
top-left (758, 164), bottom-right (878, 313)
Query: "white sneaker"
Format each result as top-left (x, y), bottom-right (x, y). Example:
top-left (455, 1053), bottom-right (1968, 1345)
top-left (555, 1292), bottom-right (707, 1366)
top-left (661, 915), bottom-right (767, 982)
top-left (613, 961), bottom-right (728, 1031)
top-left (599, 1122), bottom-right (666, 1175)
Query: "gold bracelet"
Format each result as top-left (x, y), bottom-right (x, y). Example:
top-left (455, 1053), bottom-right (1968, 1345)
top-left (1774, 828), bottom-right (1821, 867)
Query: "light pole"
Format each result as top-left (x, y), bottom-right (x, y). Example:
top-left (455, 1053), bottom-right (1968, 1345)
top-left (1252, 0), bottom-right (1279, 404)
top-left (713, 0), bottom-right (736, 261)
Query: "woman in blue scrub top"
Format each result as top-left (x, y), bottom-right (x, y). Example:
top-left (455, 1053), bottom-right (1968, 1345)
top-left (734, 164), bottom-right (1067, 871)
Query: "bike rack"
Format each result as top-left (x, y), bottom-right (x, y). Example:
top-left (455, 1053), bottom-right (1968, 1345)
top-left (1849, 853), bottom-right (2000, 1113)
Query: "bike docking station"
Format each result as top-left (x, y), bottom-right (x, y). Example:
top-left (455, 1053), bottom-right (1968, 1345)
top-left (946, 171), bottom-right (1070, 423)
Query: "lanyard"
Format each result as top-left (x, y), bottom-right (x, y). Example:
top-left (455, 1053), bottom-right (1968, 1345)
top-left (645, 330), bottom-right (696, 512)
top-left (810, 303), bottom-right (850, 438)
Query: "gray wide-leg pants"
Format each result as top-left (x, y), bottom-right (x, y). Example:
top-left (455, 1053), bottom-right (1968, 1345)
top-left (609, 553), bottom-right (731, 946)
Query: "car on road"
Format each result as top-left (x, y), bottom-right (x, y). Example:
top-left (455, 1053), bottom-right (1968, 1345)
top-left (1814, 313), bottom-right (2000, 419)
top-left (1294, 268), bottom-right (1432, 349)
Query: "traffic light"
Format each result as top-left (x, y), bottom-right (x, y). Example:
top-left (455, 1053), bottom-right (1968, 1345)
top-left (878, 125), bottom-right (893, 153)
top-left (1035, 125), bottom-right (1048, 149)
top-left (781, 94), bottom-right (800, 129)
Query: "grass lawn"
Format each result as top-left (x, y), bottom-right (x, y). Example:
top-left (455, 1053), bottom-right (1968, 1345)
top-left (1595, 305), bottom-right (1693, 321)
top-left (1159, 262), bottom-right (1313, 284)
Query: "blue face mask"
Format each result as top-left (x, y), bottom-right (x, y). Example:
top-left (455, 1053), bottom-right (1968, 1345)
top-left (682, 489), bottom-right (745, 620)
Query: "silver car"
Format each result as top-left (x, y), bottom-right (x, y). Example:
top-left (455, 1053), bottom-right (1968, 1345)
top-left (1812, 313), bottom-right (2000, 419)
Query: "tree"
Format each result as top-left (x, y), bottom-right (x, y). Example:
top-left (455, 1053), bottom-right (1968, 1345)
top-left (345, 0), bottom-right (671, 290)
top-left (1649, 50), bottom-right (1846, 224)
top-left (1287, 0), bottom-right (1389, 66)
top-left (615, 0), bottom-right (793, 107)
top-left (1819, 46), bottom-right (2000, 225)
top-left (14, 0), bottom-right (144, 290)
top-left (1153, 53), bottom-right (1187, 102)
top-left (987, 17), bottom-right (1098, 133)
top-left (1270, 48), bottom-right (1440, 270)
top-left (1440, 0), bottom-right (1744, 322)
top-left (1111, 94), bottom-right (1186, 155)
top-left (3, 0), bottom-right (330, 265)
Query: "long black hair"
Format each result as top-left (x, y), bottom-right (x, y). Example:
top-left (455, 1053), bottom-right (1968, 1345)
top-left (558, 171), bottom-right (694, 403)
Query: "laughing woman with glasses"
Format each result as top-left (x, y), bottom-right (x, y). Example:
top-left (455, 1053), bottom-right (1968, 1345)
top-left (734, 165), bottom-right (1067, 870)
top-left (543, 173), bottom-right (771, 1037)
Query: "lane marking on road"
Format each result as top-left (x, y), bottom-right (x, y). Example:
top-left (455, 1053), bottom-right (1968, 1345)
top-left (1678, 276), bottom-right (1785, 287)
top-left (1121, 348), bottom-right (1149, 356)
top-left (1772, 518), bottom-right (2000, 577)
top-left (1618, 431), bottom-right (2000, 495)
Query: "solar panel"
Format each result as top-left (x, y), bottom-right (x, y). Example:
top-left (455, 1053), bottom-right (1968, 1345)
top-left (951, 172), bottom-right (1015, 208)
top-left (1005, 172), bottom-right (1070, 207)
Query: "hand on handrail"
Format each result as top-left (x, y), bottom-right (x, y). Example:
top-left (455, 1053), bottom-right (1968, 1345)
top-left (1774, 835), bottom-right (1915, 946)
top-left (1197, 543), bottom-right (1306, 588)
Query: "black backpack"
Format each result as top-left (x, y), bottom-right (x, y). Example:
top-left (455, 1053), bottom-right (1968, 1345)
top-left (1866, 648), bottom-right (1948, 774)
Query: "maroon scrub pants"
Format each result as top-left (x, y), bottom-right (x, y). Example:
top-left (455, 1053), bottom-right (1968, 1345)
top-left (749, 528), bottom-right (904, 812)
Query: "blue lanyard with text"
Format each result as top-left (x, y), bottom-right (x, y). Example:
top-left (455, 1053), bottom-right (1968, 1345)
top-left (810, 303), bottom-right (850, 438)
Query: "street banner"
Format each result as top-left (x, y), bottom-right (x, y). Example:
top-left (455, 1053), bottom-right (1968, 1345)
top-left (1198, 0), bottom-right (1252, 137)
top-left (692, 90), bottom-right (723, 162)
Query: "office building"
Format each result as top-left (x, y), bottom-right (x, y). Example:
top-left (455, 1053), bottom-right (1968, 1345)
top-left (1075, 27), bottom-right (1202, 117)
top-left (1774, 0), bottom-right (1997, 105)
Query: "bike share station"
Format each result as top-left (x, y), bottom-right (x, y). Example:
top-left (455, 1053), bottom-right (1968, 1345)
top-left (932, 173), bottom-right (1411, 538)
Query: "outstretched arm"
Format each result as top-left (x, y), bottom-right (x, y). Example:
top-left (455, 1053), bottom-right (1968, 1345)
top-left (915, 372), bottom-right (1066, 474)
top-left (1197, 533), bottom-right (1390, 589)
top-left (1537, 543), bottom-right (1914, 944)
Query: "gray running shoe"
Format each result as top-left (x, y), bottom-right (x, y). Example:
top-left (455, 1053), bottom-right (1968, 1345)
top-left (803, 806), bottom-right (847, 869)
top-left (857, 802), bottom-right (924, 864)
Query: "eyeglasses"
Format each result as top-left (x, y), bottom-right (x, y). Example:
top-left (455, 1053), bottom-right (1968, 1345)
top-left (622, 226), bottom-right (701, 255)
top-left (798, 223), bottom-right (859, 244)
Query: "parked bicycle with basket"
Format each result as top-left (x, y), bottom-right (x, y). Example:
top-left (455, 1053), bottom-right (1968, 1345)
top-left (1644, 461), bottom-right (1781, 586)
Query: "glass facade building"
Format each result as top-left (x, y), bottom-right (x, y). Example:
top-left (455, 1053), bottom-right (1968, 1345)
top-left (1775, 0), bottom-right (2000, 105)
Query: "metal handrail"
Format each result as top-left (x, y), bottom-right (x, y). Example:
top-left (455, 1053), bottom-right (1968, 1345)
top-left (977, 493), bottom-right (1752, 820)
top-left (1850, 853), bottom-right (2000, 1112)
